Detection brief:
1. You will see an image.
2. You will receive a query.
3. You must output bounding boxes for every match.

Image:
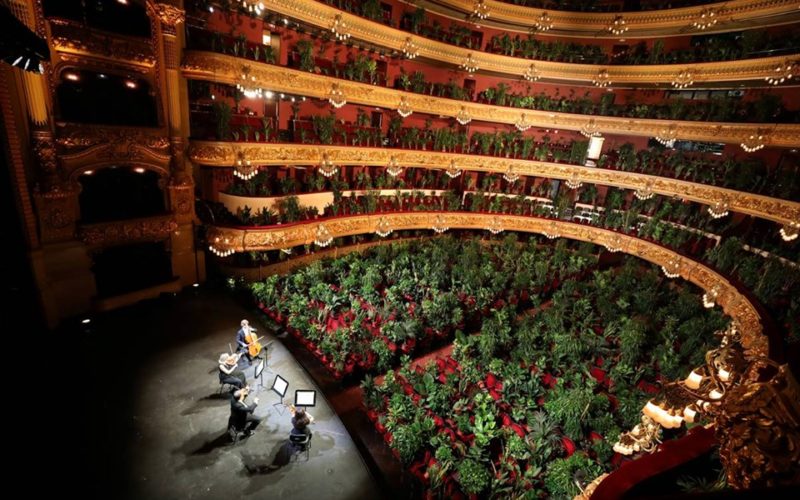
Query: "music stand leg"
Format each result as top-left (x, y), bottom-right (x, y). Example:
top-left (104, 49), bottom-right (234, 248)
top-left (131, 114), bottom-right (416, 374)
top-left (272, 396), bottom-right (286, 416)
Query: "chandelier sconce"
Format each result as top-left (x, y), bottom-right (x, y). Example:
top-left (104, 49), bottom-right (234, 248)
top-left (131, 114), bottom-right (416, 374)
top-left (703, 285), bottom-right (721, 309)
top-left (604, 234), bottom-right (624, 253)
top-left (460, 53), bottom-right (480, 76)
top-left (328, 83), bottom-right (346, 109)
top-left (592, 69), bottom-right (611, 88)
top-left (314, 224), bottom-right (333, 247)
top-left (318, 152), bottom-right (338, 177)
top-left (634, 181), bottom-right (656, 201)
top-left (486, 216), bottom-right (504, 235)
top-left (432, 214), bottom-right (450, 234)
top-left (534, 12), bottom-right (553, 32)
top-left (455, 106), bottom-right (472, 125)
top-left (613, 415), bottom-right (662, 455)
top-left (330, 14), bottom-right (351, 41)
top-left (503, 165), bottom-right (519, 183)
top-left (543, 220), bottom-right (560, 240)
top-left (386, 156), bottom-right (403, 177)
top-left (655, 124), bottom-right (678, 148)
top-left (515, 113), bottom-right (532, 132)
top-left (580, 119), bottom-right (601, 138)
top-left (470, 0), bottom-right (490, 25)
top-left (209, 235), bottom-right (236, 257)
top-left (765, 60), bottom-right (795, 85)
top-left (239, 0), bottom-right (264, 16)
top-left (707, 198), bottom-right (730, 219)
top-left (692, 8), bottom-right (719, 31)
top-left (671, 69), bottom-right (694, 89)
top-left (236, 66), bottom-right (264, 99)
top-left (445, 160), bottom-right (462, 178)
top-left (233, 150), bottom-right (258, 180)
top-left (375, 217), bottom-right (393, 237)
top-left (779, 221), bottom-right (799, 242)
top-left (661, 257), bottom-right (682, 279)
top-left (607, 16), bottom-right (628, 36)
top-left (397, 96), bottom-right (413, 118)
top-left (740, 132), bottom-right (767, 153)
top-left (565, 172), bottom-right (583, 190)
top-left (402, 37), bottom-right (419, 60)
top-left (523, 63), bottom-right (541, 82)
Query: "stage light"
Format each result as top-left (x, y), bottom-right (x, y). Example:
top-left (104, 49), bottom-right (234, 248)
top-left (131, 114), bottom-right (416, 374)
top-left (82, 318), bottom-right (91, 324)
top-left (125, 80), bottom-right (138, 89)
top-left (64, 72), bottom-right (80, 81)
top-left (134, 167), bottom-right (146, 173)
top-left (193, 283), bottom-right (200, 288)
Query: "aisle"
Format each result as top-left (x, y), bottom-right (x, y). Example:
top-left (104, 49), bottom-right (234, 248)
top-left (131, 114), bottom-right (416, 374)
top-left (69, 286), bottom-right (380, 500)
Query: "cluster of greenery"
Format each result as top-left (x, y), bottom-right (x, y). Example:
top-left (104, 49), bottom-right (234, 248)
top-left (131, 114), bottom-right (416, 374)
top-left (362, 257), bottom-right (727, 498)
top-left (493, 0), bottom-right (714, 11)
top-left (251, 236), bottom-right (596, 376)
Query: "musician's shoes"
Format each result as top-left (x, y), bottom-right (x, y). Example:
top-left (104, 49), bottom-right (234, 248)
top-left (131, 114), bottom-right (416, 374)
top-left (242, 430), bottom-right (254, 438)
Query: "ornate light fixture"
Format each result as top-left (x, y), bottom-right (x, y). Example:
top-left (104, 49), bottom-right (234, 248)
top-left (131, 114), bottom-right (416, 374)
top-left (236, 66), bottom-right (264, 99)
top-left (604, 234), bottom-right (624, 253)
top-left (445, 160), bottom-right (462, 178)
top-left (397, 96), bottom-right (413, 118)
top-left (455, 106), bottom-right (472, 125)
top-left (707, 198), bottom-right (730, 219)
top-left (671, 69), bottom-right (694, 89)
top-left (515, 113), bottom-right (532, 132)
top-left (503, 165), bottom-right (519, 183)
top-left (607, 16), bottom-right (628, 36)
top-left (692, 8), bottom-right (719, 30)
top-left (233, 151), bottom-right (258, 180)
top-left (314, 224), bottom-right (333, 247)
top-left (471, 0), bottom-right (490, 22)
top-left (209, 235), bottom-right (235, 257)
top-left (703, 285), bottom-right (721, 309)
top-left (318, 152), bottom-right (338, 177)
top-left (634, 181), bottom-right (656, 201)
top-left (740, 132), bottom-right (766, 153)
top-left (765, 60), bottom-right (795, 85)
top-left (543, 220), bottom-right (560, 239)
top-left (534, 12), bottom-right (553, 32)
top-left (402, 37), bottom-right (419, 60)
top-left (375, 217), bottom-right (393, 237)
top-left (330, 14), bottom-right (351, 41)
top-left (580, 119), bottom-right (601, 138)
top-left (486, 216), bottom-right (504, 235)
top-left (328, 83), bottom-right (346, 108)
top-left (661, 256), bottom-right (682, 278)
top-left (592, 69), bottom-right (611, 88)
top-left (655, 124), bottom-right (678, 148)
top-left (238, 0), bottom-right (264, 16)
top-left (779, 221), bottom-right (799, 242)
top-left (613, 415), bottom-right (662, 455)
top-left (386, 156), bottom-right (403, 177)
top-left (565, 172), bottom-right (583, 190)
top-left (459, 53), bottom-right (480, 75)
top-left (523, 63), bottom-right (541, 82)
top-left (432, 214), bottom-right (449, 233)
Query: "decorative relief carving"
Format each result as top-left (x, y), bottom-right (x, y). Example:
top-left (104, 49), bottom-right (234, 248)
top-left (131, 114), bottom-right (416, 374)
top-left (32, 131), bottom-right (60, 191)
top-left (32, 185), bottom-right (80, 243)
top-left (207, 213), bottom-right (765, 354)
top-left (49, 20), bottom-right (156, 67)
top-left (259, 0), bottom-right (799, 83)
top-left (188, 142), bottom-right (800, 226)
top-left (154, 3), bottom-right (185, 27)
top-left (182, 52), bottom-right (800, 147)
top-left (79, 215), bottom-right (177, 247)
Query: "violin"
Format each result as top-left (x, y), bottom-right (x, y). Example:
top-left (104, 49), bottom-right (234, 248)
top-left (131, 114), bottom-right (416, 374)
top-left (244, 328), bottom-right (264, 358)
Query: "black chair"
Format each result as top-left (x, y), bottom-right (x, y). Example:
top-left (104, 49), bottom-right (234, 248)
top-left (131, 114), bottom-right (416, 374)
top-left (227, 416), bottom-right (247, 444)
top-left (289, 432), bottom-right (312, 461)
top-left (218, 379), bottom-right (238, 395)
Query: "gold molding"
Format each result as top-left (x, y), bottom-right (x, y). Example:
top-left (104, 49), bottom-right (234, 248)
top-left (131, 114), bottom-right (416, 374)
top-left (415, 0), bottom-right (800, 37)
top-left (79, 214), bottom-right (178, 248)
top-left (49, 20), bottom-right (156, 68)
top-left (188, 141), bottom-right (800, 226)
top-left (182, 51), bottom-right (800, 148)
top-left (206, 213), bottom-right (766, 355)
top-left (260, 0), bottom-right (799, 84)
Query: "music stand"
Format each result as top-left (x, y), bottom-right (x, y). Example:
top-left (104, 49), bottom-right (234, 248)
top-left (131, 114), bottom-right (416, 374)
top-left (255, 358), bottom-right (266, 389)
top-left (271, 374), bottom-right (289, 415)
top-left (294, 390), bottom-right (317, 408)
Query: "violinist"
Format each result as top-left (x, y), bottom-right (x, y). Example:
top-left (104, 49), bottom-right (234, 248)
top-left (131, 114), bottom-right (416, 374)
top-left (218, 352), bottom-right (246, 389)
top-left (229, 385), bottom-right (261, 438)
top-left (289, 405), bottom-right (315, 439)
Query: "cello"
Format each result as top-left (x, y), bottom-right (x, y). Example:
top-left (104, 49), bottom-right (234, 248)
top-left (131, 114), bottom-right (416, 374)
top-left (244, 327), bottom-right (264, 358)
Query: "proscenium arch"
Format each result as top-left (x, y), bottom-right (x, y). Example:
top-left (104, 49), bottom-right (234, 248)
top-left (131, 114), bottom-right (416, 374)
top-left (205, 212), bottom-right (767, 356)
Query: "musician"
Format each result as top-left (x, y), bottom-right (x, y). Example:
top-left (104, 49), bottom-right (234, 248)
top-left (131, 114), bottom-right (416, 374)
top-left (290, 406), bottom-right (315, 438)
top-left (237, 319), bottom-right (264, 363)
top-left (236, 319), bottom-right (252, 353)
top-left (229, 386), bottom-right (261, 438)
top-left (218, 353), bottom-right (246, 389)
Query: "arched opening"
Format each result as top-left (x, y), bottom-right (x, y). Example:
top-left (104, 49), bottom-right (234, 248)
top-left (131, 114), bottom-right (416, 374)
top-left (91, 241), bottom-right (173, 297)
top-left (78, 166), bottom-right (166, 224)
top-left (42, 0), bottom-right (151, 38)
top-left (57, 70), bottom-right (158, 126)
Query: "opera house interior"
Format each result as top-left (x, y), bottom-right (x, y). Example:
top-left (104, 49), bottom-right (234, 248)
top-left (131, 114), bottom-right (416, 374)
top-left (1, 0), bottom-right (798, 498)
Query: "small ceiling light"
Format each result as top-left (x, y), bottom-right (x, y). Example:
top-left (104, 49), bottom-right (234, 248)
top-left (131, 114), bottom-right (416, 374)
top-left (397, 96), bottom-right (413, 118)
top-left (534, 12), bottom-right (553, 32)
top-left (97, 73), bottom-right (107, 79)
top-left (125, 80), bottom-right (138, 89)
top-left (117, 0), bottom-right (129, 5)
top-left (607, 16), bottom-right (628, 36)
top-left (83, 170), bottom-right (94, 176)
top-left (460, 53), bottom-right (479, 76)
top-left (523, 63), bottom-right (540, 82)
top-left (133, 167), bottom-right (146, 174)
top-left (82, 318), bottom-right (91, 324)
top-left (64, 72), bottom-right (79, 81)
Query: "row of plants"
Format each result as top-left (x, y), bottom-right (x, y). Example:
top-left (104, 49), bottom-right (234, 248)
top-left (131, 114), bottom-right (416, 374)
top-left (361, 256), bottom-right (728, 498)
top-left (251, 236), bottom-right (597, 378)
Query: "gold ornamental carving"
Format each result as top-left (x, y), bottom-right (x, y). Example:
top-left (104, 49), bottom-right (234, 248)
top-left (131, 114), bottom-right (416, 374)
top-left (188, 141), bottom-right (800, 226)
top-left (154, 3), bottom-right (185, 27)
top-left (206, 213), bottom-right (765, 354)
top-left (32, 185), bottom-right (80, 243)
top-left (418, 0), bottom-right (800, 36)
top-left (79, 215), bottom-right (178, 248)
top-left (49, 20), bottom-right (156, 68)
top-left (259, 0), bottom-right (799, 84)
top-left (181, 52), bottom-right (800, 148)
top-left (32, 131), bottom-right (60, 191)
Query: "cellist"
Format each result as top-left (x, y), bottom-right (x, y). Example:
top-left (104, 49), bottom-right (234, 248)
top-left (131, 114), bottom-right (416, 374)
top-left (236, 319), bottom-right (264, 362)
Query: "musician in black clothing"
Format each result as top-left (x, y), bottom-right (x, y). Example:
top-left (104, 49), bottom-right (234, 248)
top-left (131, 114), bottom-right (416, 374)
top-left (229, 386), bottom-right (261, 439)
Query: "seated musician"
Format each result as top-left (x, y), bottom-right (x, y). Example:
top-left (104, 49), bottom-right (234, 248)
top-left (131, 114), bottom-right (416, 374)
top-left (290, 406), bottom-right (315, 439)
top-left (237, 319), bottom-right (264, 363)
top-left (218, 353), bottom-right (246, 389)
top-left (229, 386), bottom-right (261, 439)
top-left (236, 320), bottom-right (251, 353)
